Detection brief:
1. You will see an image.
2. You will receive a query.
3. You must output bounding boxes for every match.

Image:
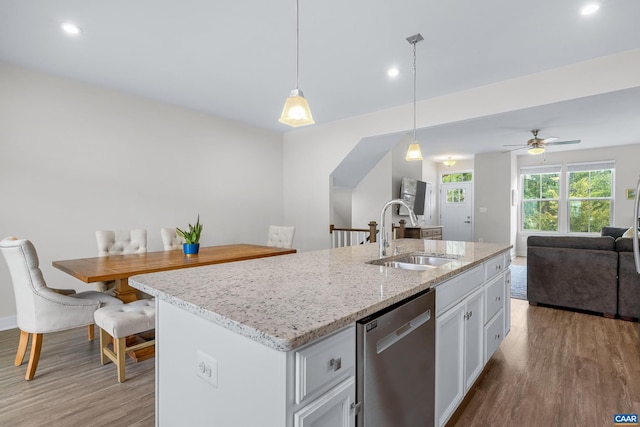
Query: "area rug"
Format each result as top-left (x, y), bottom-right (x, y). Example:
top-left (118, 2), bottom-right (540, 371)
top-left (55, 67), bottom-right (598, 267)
top-left (510, 265), bottom-right (527, 300)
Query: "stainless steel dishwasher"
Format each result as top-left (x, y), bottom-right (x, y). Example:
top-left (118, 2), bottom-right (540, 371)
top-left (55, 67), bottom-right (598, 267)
top-left (356, 288), bottom-right (435, 427)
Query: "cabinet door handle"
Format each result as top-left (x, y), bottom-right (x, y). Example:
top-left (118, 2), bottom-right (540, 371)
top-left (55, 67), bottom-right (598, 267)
top-left (330, 357), bottom-right (342, 371)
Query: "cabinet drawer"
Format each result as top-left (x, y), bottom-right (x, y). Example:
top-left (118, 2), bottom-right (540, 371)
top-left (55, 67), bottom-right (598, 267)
top-left (484, 275), bottom-right (504, 323)
top-left (435, 264), bottom-right (484, 316)
top-left (484, 254), bottom-right (506, 280)
top-left (421, 228), bottom-right (441, 238)
top-left (295, 326), bottom-right (355, 404)
top-left (484, 310), bottom-right (504, 362)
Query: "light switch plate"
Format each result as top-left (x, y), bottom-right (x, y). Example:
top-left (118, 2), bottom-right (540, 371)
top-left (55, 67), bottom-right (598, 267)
top-left (197, 350), bottom-right (218, 388)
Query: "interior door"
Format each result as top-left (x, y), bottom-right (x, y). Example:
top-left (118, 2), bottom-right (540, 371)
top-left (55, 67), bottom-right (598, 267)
top-left (439, 182), bottom-right (473, 241)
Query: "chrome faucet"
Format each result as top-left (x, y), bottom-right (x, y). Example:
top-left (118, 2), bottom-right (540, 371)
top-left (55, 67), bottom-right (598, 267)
top-left (379, 199), bottom-right (418, 258)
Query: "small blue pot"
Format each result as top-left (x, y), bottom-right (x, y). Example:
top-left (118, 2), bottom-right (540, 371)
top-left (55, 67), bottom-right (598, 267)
top-left (183, 243), bottom-right (200, 255)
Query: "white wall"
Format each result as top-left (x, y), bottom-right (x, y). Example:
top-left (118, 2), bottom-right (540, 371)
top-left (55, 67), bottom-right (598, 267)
top-left (0, 63), bottom-right (284, 323)
top-left (474, 152), bottom-right (514, 248)
top-left (514, 143), bottom-right (640, 255)
top-left (352, 152), bottom-right (392, 229)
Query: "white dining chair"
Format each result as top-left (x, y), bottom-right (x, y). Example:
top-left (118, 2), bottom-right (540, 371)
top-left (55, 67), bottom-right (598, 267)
top-left (266, 225), bottom-right (296, 249)
top-left (0, 237), bottom-right (123, 380)
top-left (95, 229), bottom-right (147, 292)
top-left (160, 227), bottom-right (184, 251)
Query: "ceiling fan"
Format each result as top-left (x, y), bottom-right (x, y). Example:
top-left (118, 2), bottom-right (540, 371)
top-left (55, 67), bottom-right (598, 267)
top-left (503, 129), bottom-right (581, 155)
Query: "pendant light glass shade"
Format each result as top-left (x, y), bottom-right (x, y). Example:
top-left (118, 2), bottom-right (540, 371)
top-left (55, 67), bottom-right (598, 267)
top-left (528, 146), bottom-right (545, 155)
top-left (279, 89), bottom-right (314, 126)
top-left (442, 157), bottom-right (456, 167)
top-left (406, 143), bottom-right (423, 161)
top-left (280, 0), bottom-right (314, 127)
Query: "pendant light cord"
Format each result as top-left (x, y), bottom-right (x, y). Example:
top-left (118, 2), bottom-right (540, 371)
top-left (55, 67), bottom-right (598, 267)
top-left (295, 0), bottom-right (300, 90)
top-left (412, 41), bottom-right (417, 141)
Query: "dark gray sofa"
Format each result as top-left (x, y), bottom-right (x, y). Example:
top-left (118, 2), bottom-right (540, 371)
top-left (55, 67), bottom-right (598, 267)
top-left (527, 227), bottom-right (640, 320)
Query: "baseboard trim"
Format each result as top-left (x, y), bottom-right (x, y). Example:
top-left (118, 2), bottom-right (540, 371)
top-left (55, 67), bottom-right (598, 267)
top-left (0, 316), bottom-right (17, 331)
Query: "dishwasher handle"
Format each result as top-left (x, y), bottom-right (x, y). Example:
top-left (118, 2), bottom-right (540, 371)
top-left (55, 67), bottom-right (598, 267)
top-left (376, 309), bottom-right (431, 354)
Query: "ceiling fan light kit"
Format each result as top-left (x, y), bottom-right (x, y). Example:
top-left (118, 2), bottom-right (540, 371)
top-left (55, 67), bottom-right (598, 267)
top-left (527, 146), bottom-right (545, 155)
top-left (405, 33), bottom-right (424, 161)
top-left (279, 0), bottom-right (315, 127)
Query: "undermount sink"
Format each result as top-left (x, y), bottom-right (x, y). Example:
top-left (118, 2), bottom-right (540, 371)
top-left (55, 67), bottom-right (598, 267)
top-left (367, 253), bottom-right (457, 270)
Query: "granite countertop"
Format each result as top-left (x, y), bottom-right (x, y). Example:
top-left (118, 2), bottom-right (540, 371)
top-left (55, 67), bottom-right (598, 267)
top-left (130, 239), bottom-right (511, 352)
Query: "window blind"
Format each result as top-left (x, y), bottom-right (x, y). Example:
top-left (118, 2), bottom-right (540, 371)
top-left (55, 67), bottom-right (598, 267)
top-left (567, 161), bottom-right (615, 172)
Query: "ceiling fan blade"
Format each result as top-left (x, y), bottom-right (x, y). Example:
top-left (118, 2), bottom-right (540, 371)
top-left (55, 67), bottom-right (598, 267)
top-left (547, 139), bottom-right (581, 145)
top-left (502, 144), bottom-right (528, 147)
top-left (502, 146), bottom-right (528, 153)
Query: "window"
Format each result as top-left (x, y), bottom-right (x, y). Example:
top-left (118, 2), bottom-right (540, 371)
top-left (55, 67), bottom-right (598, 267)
top-left (442, 172), bottom-right (472, 183)
top-left (520, 162), bottom-right (615, 234)
top-left (446, 188), bottom-right (465, 203)
top-left (567, 162), bottom-right (614, 233)
top-left (521, 166), bottom-right (560, 232)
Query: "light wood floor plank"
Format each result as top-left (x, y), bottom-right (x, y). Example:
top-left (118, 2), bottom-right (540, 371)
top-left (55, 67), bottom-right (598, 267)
top-left (1, 296), bottom-right (638, 426)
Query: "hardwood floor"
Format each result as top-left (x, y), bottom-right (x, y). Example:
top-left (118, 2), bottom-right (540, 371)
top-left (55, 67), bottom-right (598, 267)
top-left (449, 299), bottom-right (640, 427)
top-left (0, 327), bottom-right (154, 427)
top-left (1, 296), bottom-right (638, 427)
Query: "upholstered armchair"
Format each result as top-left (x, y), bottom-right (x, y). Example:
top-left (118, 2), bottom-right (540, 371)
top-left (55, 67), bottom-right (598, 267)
top-left (266, 225), bottom-right (296, 249)
top-left (95, 229), bottom-right (147, 291)
top-left (0, 237), bottom-right (122, 380)
top-left (160, 227), bottom-right (184, 251)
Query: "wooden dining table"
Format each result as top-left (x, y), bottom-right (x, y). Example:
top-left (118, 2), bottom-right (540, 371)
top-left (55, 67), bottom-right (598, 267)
top-left (52, 244), bottom-right (297, 303)
top-left (52, 244), bottom-right (296, 362)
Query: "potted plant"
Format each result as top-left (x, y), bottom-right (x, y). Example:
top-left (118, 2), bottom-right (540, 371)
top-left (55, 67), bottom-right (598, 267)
top-left (176, 215), bottom-right (203, 255)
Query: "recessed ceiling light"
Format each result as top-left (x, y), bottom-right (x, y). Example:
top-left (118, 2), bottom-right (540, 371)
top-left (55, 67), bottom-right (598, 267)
top-left (580, 3), bottom-right (600, 15)
top-left (61, 22), bottom-right (82, 35)
top-left (387, 67), bottom-right (399, 78)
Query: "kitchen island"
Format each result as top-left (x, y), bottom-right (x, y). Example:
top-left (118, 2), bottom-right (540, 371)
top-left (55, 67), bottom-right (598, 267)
top-left (130, 239), bottom-right (511, 427)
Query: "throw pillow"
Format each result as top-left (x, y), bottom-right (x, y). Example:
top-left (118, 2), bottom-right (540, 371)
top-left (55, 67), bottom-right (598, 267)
top-left (622, 227), bottom-right (635, 238)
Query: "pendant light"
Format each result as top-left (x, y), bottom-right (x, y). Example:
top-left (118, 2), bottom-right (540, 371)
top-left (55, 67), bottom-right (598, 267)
top-left (405, 33), bottom-right (424, 161)
top-left (442, 157), bottom-right (456, 167)
top-left (279, 0), bottom-right (314, 127)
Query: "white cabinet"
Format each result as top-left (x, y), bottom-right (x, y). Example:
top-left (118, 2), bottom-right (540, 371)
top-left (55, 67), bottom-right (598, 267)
top-left (483, 270), bottom-right (506, 363)
top-left (463, 288), bottom-right (485, 392)
top-left (156, 299), bottom-right (355, 427)
top-left (295, 327), bottom-right (355, 404)
top-left (435, 253), bottom-right (510, 427)
top-left (435, 299), bottom-right (464, 427)
top-left (435, 286), bottom-right (484, 427)
top-left (293, 377), bottom-right (355, 427)
top-left (293, 327), bottom-right (356, 427)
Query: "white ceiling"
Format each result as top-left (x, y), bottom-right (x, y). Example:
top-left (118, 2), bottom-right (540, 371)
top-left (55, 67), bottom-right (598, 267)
top-left (1, 0), bottom-right (639, 159)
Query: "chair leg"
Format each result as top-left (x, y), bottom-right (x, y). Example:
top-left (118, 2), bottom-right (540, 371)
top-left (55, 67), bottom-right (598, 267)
top-left (115, 337), bottom-right (126, 383)
top-left (15, 330), bottom-right (29, 366)
top-left (98, 327), bottom-right (108, 366)
top-left (87, 324), bottom-right (95, 341)
top-left (25, 333), bottom-right (43, 381)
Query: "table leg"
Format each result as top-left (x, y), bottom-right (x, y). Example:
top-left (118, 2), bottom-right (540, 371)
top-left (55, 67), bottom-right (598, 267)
top-left (113, 278), bottom-right (139, 303)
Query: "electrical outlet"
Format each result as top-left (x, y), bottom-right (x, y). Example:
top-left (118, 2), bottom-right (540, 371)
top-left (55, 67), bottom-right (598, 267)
top-left (478, 237), bottom-right (484, 243)
top-left (197, 350), bottom-right (218, 388)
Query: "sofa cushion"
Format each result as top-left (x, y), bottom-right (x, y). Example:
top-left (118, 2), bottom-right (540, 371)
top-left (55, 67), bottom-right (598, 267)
top-left (600, 226), bottom-right (628, 239)
top-left (527, 235), bottom-right (615, 251)
top-left (615, 236), bottom-right (640, 252)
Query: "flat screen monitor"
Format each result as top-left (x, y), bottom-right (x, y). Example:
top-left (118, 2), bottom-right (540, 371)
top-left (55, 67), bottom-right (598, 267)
top-left (399, 177), bottom-right (426, 216)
